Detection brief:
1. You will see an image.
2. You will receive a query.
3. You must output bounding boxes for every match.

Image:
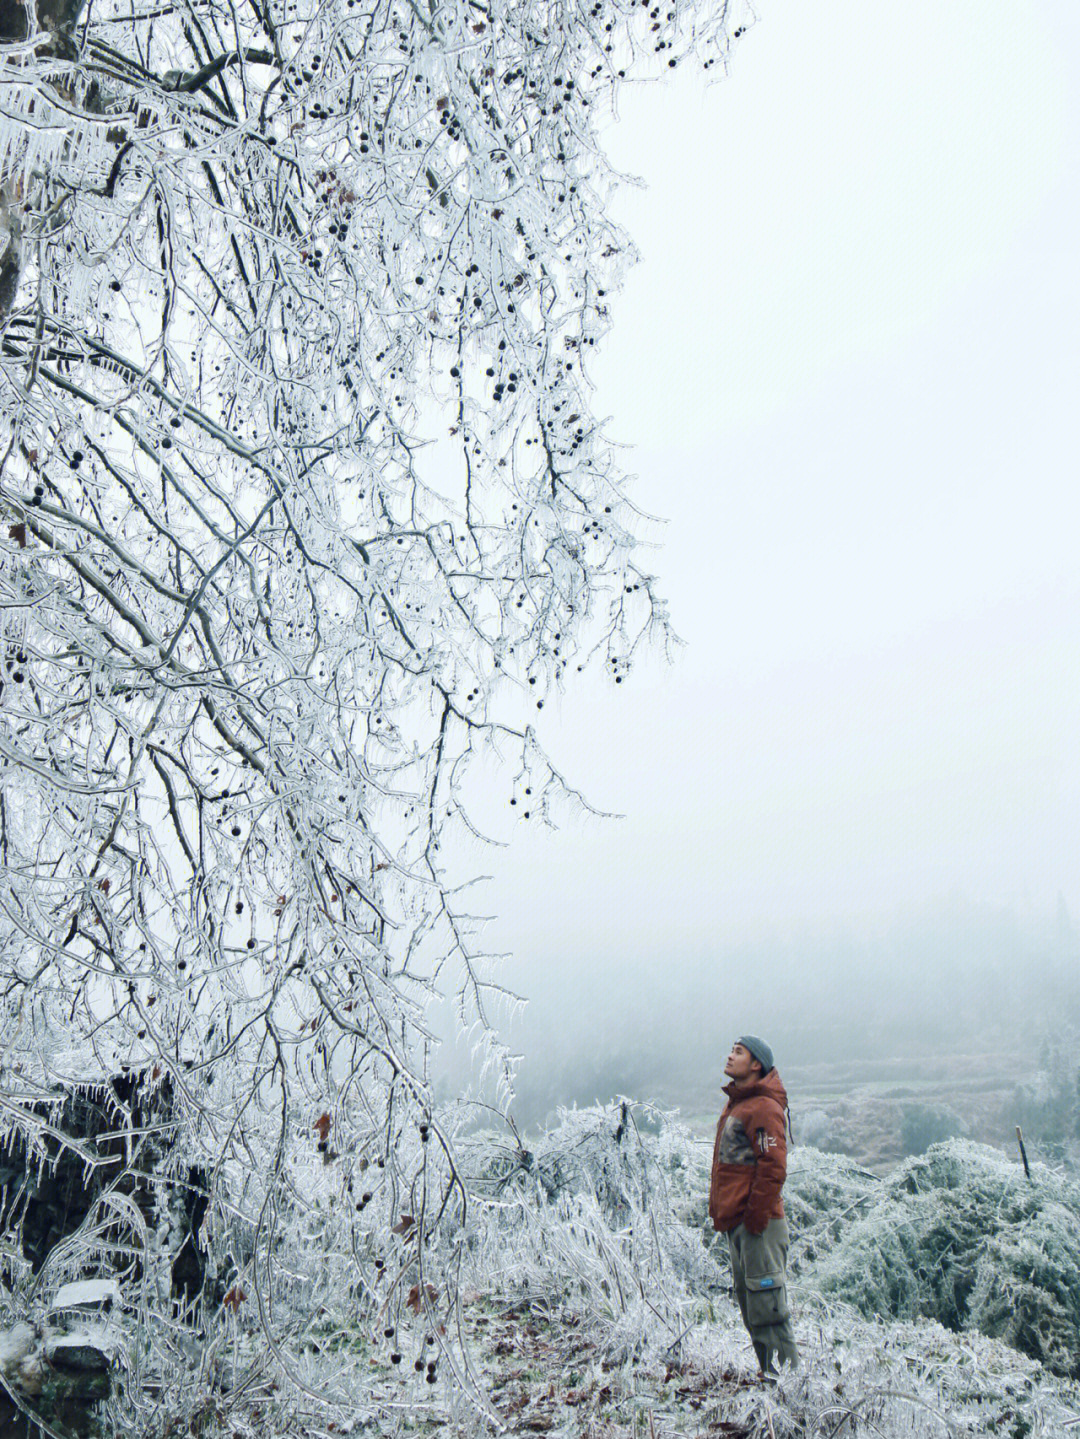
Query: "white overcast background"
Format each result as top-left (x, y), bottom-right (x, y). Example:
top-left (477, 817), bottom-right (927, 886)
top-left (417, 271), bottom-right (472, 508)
top-left (456, 0), bottom-right (1078, 1058)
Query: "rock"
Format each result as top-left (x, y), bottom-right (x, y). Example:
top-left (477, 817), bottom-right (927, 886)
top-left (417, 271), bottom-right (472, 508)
top-left (0, 1314), bottom-right (115, 1437)
top-left (45, 1331), bottom-right (114, 1373)
top-left (36, 1358), bottom-right (111, 1427)
top-left (0, 1285), bottom-right (122, 1438)
top-left (45, 1282), bottom-right (123, 1380)
top-left (0, 1070), bottom-right (211, 1303)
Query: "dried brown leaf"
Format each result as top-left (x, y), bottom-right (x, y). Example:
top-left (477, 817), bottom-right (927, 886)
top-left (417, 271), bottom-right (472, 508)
top-left (405, 1282), bottom-right (437, 1315)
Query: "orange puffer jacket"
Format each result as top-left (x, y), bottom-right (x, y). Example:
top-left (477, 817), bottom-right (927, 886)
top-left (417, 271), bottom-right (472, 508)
top-left (708, 1068), bottom-right (789, 1235)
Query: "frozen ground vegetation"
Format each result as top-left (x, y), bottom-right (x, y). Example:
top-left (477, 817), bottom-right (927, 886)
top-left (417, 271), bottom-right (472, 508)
top-left (167, 1109), bottom-right (1080, 1435)
top-left (436, 1112), bottom-right (1080, 1439)
top-left (2, 1101), bottom-right (1080, 1434)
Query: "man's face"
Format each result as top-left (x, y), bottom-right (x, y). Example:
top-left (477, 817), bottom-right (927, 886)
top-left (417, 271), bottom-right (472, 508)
top-left (724, 1042), bottom-right (761, 1084)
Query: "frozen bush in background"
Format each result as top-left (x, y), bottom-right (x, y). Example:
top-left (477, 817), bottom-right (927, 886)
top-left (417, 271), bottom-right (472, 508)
top-left (899, 1102), bottom-right (968, 1156)
top-left (796, 1107), bottom-right (839, 1152)
top-left (783, 1144), bottom-right (881, 1248)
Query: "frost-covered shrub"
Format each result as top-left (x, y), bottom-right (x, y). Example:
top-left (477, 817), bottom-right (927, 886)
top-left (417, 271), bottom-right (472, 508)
top-left (899, 1101), bottom-right (967, 1155)
top-left (445, 1102), bottom-right (727, 1358)
top-left (796, 1107), bottom-right (838, 1151)
top-left (964, 1198), bottom-right (1080, 1379)
top-left (798, 1138), bottom-right (1080, 1376)
top-left (783, 1145), bottom-right (880, 1258)
top-left (1014, 1062), bottom-right (1080, 1148)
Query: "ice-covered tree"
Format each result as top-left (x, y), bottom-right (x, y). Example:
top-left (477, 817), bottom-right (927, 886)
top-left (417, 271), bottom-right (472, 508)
top-left (0, 0), bottom-right (749, 1420)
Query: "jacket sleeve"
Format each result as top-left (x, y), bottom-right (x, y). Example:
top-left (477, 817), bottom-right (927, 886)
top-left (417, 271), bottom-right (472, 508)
top-left (707, 1114), bottom-right (725, 1229)
top-left (743, 1099), bottom-right (787, 1234)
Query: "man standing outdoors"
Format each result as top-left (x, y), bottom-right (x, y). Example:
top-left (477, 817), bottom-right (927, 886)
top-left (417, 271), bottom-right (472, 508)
top-left (709, 1036), bottom-right (799, 1379)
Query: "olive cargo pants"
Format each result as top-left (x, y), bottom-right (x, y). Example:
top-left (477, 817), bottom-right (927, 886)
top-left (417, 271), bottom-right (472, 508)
top-left (727, 1216), bottom-right (799, 1374)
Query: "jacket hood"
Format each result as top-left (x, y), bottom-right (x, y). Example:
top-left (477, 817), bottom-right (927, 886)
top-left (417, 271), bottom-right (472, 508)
top-left (722, 1067), bottom-right (788, 1110)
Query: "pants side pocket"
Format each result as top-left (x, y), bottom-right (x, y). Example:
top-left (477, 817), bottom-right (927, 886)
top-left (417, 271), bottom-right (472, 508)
top-left (744, 1272), bottom-right (790, 1326)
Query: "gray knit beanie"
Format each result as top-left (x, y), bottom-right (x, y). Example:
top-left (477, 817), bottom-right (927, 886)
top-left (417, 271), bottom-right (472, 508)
top-left (738, 1035), bottom-right (774, 1075)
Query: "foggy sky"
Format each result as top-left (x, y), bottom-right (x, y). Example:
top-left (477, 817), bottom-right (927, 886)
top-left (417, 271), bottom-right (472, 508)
top-left (446, 0), bottom-right (1080, 1092)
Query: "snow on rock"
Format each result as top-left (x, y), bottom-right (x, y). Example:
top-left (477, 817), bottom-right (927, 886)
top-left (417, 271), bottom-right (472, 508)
top-left (44, 1328), bottom-right (116, 1373)
top-left (49, 1279), bottom-right (121, 1314)
top-left (0, 1321), bottom-right (36, 1374)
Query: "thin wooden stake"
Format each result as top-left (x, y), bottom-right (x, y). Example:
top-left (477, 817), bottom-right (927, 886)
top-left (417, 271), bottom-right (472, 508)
top-left (1015, 1125), bottom-right (1031, 1180)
